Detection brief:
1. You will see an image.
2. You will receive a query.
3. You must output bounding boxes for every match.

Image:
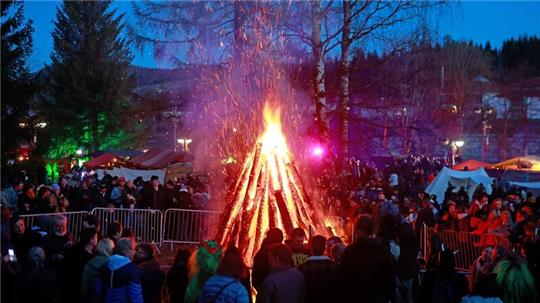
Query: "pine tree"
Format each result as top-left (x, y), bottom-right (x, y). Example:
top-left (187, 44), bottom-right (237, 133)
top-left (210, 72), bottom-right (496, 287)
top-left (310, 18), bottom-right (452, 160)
top-left (45, 0), bottom-right (132, 155)
top-left (1, 0), bottom-right (34, 161)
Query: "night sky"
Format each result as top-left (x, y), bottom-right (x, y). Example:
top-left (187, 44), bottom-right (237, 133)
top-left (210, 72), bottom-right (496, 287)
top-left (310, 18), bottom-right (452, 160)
top-left (24, 1), bottom-right (540, 72)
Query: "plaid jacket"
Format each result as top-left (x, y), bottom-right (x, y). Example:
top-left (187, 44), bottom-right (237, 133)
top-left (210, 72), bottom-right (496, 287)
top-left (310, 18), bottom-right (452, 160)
top-left (298, 256), bottom-right (340, 303)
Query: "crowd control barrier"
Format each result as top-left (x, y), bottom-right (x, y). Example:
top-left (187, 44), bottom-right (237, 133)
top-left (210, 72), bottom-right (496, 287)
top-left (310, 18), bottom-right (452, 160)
top-left (420, 225), bottom-right (512, 272)
top-left (20, 211), bottom-right (91, 239)
top-left (91, 208), bottom-right (164, 245)
top-left (163, 208), bottom-right (222, 249)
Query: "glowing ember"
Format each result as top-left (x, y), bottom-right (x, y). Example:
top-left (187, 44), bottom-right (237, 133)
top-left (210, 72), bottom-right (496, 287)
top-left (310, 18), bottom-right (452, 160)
top-left (215, 101), bottom-right (327, 264)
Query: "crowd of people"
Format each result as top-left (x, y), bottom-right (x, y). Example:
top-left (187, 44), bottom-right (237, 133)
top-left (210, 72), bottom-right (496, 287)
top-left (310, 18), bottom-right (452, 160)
top-left (1, 167), bottom-right (212, 215)
top-left (1, 154), bottom-right (539, 303)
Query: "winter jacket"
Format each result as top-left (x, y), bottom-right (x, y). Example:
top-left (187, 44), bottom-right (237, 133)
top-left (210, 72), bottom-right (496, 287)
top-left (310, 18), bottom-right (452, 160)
top-left (138, 258), bottom-right (165, 303)
top-left (96, 254), bottom-right (143, 303)
top-left (81, 255), bottom-right (109, 303)
top-left (199, 275), bottom-right (249, 303)
top-left (256, 266), bottom-right (305, 303)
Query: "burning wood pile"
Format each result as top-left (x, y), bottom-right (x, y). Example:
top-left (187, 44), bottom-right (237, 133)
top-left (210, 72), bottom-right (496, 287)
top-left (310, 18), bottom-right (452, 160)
top-left (215, 103), bottom-right (327, 263)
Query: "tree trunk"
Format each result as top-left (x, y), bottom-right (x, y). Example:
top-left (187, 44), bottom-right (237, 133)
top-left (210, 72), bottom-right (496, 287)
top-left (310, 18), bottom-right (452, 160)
top-left (311, 1), bottom-right (329, 144)
top-left (337, 0), bottom-right (351, 173)
top-left (91, 110), bottom-right (99, 153)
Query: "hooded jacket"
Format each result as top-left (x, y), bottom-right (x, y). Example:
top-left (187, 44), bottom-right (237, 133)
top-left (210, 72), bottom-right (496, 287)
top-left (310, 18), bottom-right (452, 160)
top-left (96, 254), bottom-right (143, 303)
top-left (81, 255), bottom-right (109, 303)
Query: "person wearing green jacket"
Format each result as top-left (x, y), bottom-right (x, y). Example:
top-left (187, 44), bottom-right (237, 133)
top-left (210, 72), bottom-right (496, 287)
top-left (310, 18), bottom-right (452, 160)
top-left (81, 238), bottom-right (114, 303)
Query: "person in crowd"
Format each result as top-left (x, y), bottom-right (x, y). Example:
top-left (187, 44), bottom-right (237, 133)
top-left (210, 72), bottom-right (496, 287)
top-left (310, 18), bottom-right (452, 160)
top-left (110, 177), bottom-right (127, 208)
top-left (299, 235), bottom-right (339, 303)
top-left (178, 184), bottom-right (193, 209)
top-left (48, 183), bottom-right (69, 212)
top-left (256, 243), bottom-right (305, 303)
top-left (125, 180), bottom-right (142, 208)
top-left (77, 180), bottom-right (95, 211)
top-left (95, 237), bottom-right (143, 303)
top-left (494, 255), bottom-right (537, 303)
top-left (199, 250), bottom-right (250, 303)
top-left (461, 272), bottom-right (502, 303)
top-left (107, 221), bottom-right (123, 244)
top-left (167, 249), bottom-right (191, 303)
top-left (134, 243), bottom-right (165, 303)
top-left (63, 228), bottom-right (98, 302)
top-left (162, 180), bottom-right (179, 209)
top-left (415, 198), bottom-right (436, 238)
top-left (35, 185), bottom-right (52, 213)
top-left (252, 227), bottom-right (284, 290)
top-left (13, 246), bottom-right (58, 303)
top-left (470, 246), bottom-right (493, 291)
top-left (340, 214), bottom-right (395, 303)
top-left (329, 242), bottom-right (346, 264)
top-left (185, 240), bottom-right (223, 303)
top-left (1, 178), bottom-right (24, 212)
top-left (95, 183), bottom-right (110, 208)
top-left (325, 236), bottom-right (342, 256)
top-left (44, 215), bottom-right (73, 273)
top-left (141, 176), bottom-right (164, 209)
top-left (418, 248), bottom-right (468, 303)
top-left (396, 212), bottom-right (419, 303)
top-left (378, 214), bottom-right (400, 262)
top-left (483, 245), bottom-right (507, 274)
top-left (17, 183), bottom-right (36, 214)
top-left (9, 215), bottom-right (33, 265)
top-left (81, 238), bottom-right (115, 303)
top-left (82, 214), bottom-right (102, 239)
top-left (285, 227), bottom-right (310, 267)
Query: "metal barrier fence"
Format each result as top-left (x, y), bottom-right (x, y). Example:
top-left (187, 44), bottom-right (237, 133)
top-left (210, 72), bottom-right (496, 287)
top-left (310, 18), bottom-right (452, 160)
top-left (420, 225), bottom-right (512, 272)
top-left (163, 208), bottom-right (222, 249)
top-left (91, 208), bottom-right (164, 245)
top-left (20, 211), bottom-right (90, 239)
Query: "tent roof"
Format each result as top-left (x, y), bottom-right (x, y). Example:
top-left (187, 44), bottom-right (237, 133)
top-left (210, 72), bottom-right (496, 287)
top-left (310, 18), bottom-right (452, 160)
top-left (84, 153), bottom-right (116, 169)
top-left (129, 149), bottom-right (185, 169)
top-left (494, 156), bottom-right (540, 171)
top-left (453, 159), bottom-right (494, 171)
top-left (425, 167), bottom-right (493, 204)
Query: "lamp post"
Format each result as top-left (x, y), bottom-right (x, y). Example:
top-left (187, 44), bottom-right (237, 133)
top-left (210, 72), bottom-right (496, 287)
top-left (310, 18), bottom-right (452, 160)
top-left (474, 106), bottom-right (494, 161)
top-left (450, 140), bottom-right (464, 166)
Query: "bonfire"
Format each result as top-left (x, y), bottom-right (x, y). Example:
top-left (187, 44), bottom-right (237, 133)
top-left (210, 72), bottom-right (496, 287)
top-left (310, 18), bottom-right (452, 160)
top-left (215, 102), bottom-right (327, 263)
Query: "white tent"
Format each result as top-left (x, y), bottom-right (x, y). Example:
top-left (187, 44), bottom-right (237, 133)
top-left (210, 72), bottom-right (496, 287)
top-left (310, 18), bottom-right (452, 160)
top-left (95, 167), bottom-right (166, 184)
top-left (425, 167), bottom-right (493, 204)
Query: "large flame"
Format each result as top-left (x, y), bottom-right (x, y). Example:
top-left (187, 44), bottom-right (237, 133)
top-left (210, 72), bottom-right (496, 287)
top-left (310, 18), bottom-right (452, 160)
top-left (215, 101), bottom-right (327, 264)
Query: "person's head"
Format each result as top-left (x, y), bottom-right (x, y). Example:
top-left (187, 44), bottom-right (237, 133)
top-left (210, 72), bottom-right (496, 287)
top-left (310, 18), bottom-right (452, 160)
top-left (107, 222), bottom-right (123, 240)
top-left (27, 246), bottom-right (46, 273)
top-left (165, 180), bottom-right (175, 189)
top-left (354, 214), bottom-right (374, 240)
top-left (501, 210), bottom-right (512, 224)
top-left (377, 192), bottom-right (386, 201)
top-left (447, 201), bottom-right (458, 216)
top-left (51, 183), bottom-right (61, 195)
top-left (23, 183), bottom-right (35, 198)
top-left (330, 242), bottom-right (346, 263)
top-left (492, 245), bottom-right (507, 263)
top-left (114, 237), bottom-right (136, 259)
top-left (289, 227), bottom-right (306, 250)
top-left (217, 251), bottom-right (247, 279)
top-left (266, 227), bottom-right (284, 246)
top-left (151, 176), bottom-right (159, 187)
top-left (52, 215), bottom-right (67, 237)
top-left (326, 236), bottom-right (342, 254)
top-left (481, 194), bottom-right (489, 203)
top-left (99, 184), bottom-right (108, 193)
top-left (481, 246), bottom-right (493, 261)
top-left (121, 228), bottom-right (135, 239)
top-left (492, 198), bottom-right (502, 210)
top-left (12, 179), bottom-right (24, 192)
top-left (135, 243), bottom-right (155, 263)
top-left (172, 249), bottom-right (191, 268)
top-left (117, 176), bottom-right (126, 186)
top-left (11, 216), bottom-right (26, 236)
top-left (516, 210), bottom-right (528, 223)
top-left (495, 255), bottom-right (537, 303)
top-left (38, 186), bottom-right (51, 199)
top-left (127, 180), bottom-right (135, 189)
top-left (377, 214), bottom-right (397, 240)
top-left (96, 238), bottom-right (114, 257)
top-left (309, 235), bottom-right (326, 256)
top-left (60, 177), bottom-right (68, 187)
top-left (80, 227), bottom-right (98, 249)
top-left (268, 243), bottom-right (292, 268)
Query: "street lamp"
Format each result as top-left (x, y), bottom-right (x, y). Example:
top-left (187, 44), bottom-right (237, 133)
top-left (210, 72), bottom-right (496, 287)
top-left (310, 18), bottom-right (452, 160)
top-left (450, 140), bottom-right (465, 166)
top-left (474, 106), bottom-right (494, 161)
top-left (177, 138), bottom-right (192, 152)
